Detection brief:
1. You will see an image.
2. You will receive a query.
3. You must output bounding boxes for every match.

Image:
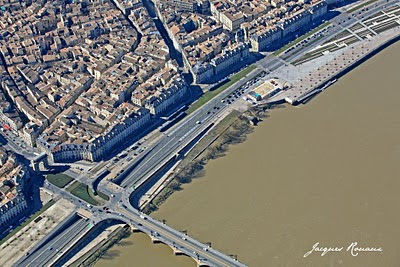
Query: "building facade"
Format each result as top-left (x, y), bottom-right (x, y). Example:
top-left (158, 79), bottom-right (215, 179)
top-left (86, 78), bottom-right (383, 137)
top-left (250, 27), bottom-right (283, 52)
top-left (45, 108), bottom-right (151, 162)
top-left (0, 160), bottom-right (29, 231)
top-left (145, 80), bottom-right (187, 116)
top-left (212, 43), bottom-right (250, 75)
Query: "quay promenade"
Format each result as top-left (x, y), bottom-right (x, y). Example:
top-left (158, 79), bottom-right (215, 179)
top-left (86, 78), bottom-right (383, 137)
top-left (267, 26), bottom-right (400, 105)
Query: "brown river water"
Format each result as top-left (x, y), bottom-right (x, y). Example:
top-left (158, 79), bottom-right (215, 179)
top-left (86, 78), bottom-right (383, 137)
top-left (96, 42), bottom-right (400, 267)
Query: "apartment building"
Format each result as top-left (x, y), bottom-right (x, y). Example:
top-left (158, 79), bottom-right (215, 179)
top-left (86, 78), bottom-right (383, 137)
top-left (157, 0), bottom-right (210, 14)
top-left (280, 9), bottom-right (312, 37)
top-left (145, 79), bottom-right (187, 116)
top-left (212, 43), bottom-right (250, 75)
top-left (43, 107), bottom-right (151, 162)
top-left (250, 26), bottom-right (283, 51)
top-left (0, 90), bottom-right (23, 131)
top-left (192, 63), bottom-right (215, 83)
top-left (0, 149), bottom-right (29, 230)
top-left (308, 0), bottom-right (328, 22)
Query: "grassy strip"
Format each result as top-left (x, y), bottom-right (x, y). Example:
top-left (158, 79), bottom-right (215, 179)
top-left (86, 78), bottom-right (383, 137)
top-left (143, 106), bottom-right (271, 214)
top-left (347, 0), bottom-right (378, 13)
top-left (186, 65), bottom-right (256, 115)
top-left (273, 21), bottom-right (331, 56)
top-left (0, 199), bottom-right (55, 246)
top-left (88, 188), bottom-right (101, 203)
top-left (46, 173), bottom-right (74, 188)
top-left (66, 180), bottom-right (79, 192)
top-left (88, 187), bottom-right (110, 204)
top-left (69, 225), bottom-right (130, 267)
top-left (68, 181), bottom-right (99, 206)
top-left (97, 191), bottom-right (110, 201)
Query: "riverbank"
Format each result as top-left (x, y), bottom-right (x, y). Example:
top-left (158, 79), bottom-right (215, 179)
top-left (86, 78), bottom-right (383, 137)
top-left (142, 105), bottom-right (272, 214)
top-left (92, 37), bottom-right (400, 267)
top-left (147, 41), bottom-right (400, 266)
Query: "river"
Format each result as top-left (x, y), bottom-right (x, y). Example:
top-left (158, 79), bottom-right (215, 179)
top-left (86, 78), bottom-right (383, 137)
top-left (96, 42), bottom-right (400, 266)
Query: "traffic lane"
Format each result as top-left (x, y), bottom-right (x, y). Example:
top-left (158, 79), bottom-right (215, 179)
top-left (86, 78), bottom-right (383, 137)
top-left (122, 135), bottom-right (181, 186)
top-left (118, 210), bottom-right (239, 267)
top-left (123, 104), bottom-right (223, 180)
top-left (115, 208), bottom-right (238, 264)
top-left (271, 13), bottom-right (352, 61)
top-left (165, 92), bottom-right (222, 137)
top-left (32, 221), bottom-right (88, 267)
top-left (20, 219), bottom-right (87, 267)
top-left (145, 218), bottom-right (236, 265)
top-left (122, 115), bottom-right (200, 180)
top-left (281, 22), bottom-right (345, 61)
top-left (124, 110), bottom-right (223, 187)
top-left (149, 67), bottom-right (259, 144)
top-left (40, 220), bottom-right (89, 266)
top-left (44, 220), bottom-right (91, 266)
top-left (115, 213), bottom-right (217, 264)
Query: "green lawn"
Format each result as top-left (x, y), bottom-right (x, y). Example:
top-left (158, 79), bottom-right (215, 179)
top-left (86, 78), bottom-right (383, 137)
top-left (273, 21), bottom-right (331, 56)
top-left (347, 0), bottom-right (378, 13)
top-left (46, 173), bottom-right (74, 188)
top-left (186, 65), bottom-right (256, 115)
top-left (0, 199), bottom-right (55, 246)
top-left (67, 181), bottom-right (99, 206)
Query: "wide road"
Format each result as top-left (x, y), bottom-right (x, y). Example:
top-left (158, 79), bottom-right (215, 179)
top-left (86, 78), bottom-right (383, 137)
top-left (17, 217), bottom-right (89, 267)
top-left (118, 56), bottom-right (286, 190)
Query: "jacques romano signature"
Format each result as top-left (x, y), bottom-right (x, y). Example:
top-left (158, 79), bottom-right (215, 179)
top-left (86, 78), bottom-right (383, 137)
top-left (304, 242), bottom-right (383, 257)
